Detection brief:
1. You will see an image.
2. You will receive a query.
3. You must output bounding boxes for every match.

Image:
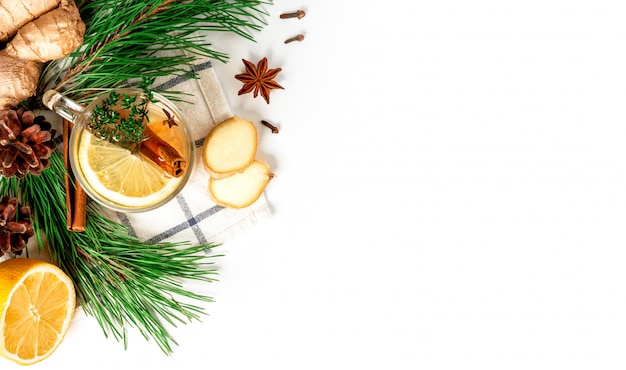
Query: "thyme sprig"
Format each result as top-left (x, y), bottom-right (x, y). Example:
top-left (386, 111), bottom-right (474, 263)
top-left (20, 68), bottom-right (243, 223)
top-left (90, 90), bottom-right (152, 147)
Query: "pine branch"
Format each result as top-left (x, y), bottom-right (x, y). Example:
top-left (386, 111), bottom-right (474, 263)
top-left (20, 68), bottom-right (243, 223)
top-left (39, 0), bottom-right (269, 104)
top-left (2, 0), bottom-right (270, 353)
top-left (1, 152), bottom-right (221, 354)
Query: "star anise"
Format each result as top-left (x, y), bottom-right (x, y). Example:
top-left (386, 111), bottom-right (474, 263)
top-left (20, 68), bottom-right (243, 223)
top-left (235, 57), bottom-right (284, 104)
top-left (162, 108), bottom-right (178, 128)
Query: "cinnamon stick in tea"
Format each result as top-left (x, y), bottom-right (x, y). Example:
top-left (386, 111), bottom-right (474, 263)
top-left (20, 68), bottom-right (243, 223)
top-left (140, 125), bottom-right (187, 177)
top-left (63, 119), bottom-right (87, 232)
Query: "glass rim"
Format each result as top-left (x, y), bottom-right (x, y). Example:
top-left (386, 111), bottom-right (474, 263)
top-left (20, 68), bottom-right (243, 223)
top-left (68, 89), bottom-right (195, 213)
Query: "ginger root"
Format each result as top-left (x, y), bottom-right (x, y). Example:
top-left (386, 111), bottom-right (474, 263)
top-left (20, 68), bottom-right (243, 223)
top-left (0, 0), bottom-right (85, 109)
top-left (4, 0), bottom-right (85, 62)
top-left (0, 0), bottom-right (61, 42)
top-left (0, 53), bottom-right (39, 110)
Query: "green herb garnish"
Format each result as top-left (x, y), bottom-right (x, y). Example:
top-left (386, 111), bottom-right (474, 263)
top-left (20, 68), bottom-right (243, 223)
top-left (89, 91), bottom-right (151, 147)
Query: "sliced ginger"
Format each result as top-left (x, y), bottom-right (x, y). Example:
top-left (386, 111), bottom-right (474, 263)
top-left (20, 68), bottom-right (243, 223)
top-left (202, 116), bottom-right (257, 178)
top-left (209, 160), bottom-right (271, 209)
top-left (202, 116), bottom-right (271, 209)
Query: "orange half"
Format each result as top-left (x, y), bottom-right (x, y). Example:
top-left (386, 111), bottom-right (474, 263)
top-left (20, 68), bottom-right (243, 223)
top-left (0, 258), bottom-right (76, 365)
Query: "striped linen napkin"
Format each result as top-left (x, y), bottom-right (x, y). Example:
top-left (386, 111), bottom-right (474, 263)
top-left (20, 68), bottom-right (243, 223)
top-left (0, 58), bottom-right (267, 267)
top-left (99, 60), bottom-right (272, 246)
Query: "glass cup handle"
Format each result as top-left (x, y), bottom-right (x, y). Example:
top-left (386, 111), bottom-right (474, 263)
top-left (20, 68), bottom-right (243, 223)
top-left (42, 90), bottom-right (84, 123)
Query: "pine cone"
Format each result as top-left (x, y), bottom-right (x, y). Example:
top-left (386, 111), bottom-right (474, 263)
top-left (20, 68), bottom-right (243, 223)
top-left (0, 107), bottom-right (57, 178)
top-left (0, 196), bottom-right (34, 256)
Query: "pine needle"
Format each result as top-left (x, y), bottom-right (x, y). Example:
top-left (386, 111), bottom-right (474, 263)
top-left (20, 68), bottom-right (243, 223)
top-left (1, 0), bottom-right (270, 354)
top-left (39, 0), bottom-right (270, 104)
top-left (1, 152), bottom-right (221, 354)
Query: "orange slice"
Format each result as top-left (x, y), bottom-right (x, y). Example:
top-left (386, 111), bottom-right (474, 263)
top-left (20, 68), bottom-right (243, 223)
top-left (0, 258), bottom-right (75, 365)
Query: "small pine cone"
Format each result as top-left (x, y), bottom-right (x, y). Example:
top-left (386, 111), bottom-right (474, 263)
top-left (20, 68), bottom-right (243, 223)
top-left (0, 107), bottom-right (57, 178)
top-left (0, 196), bottom-right (34, 256)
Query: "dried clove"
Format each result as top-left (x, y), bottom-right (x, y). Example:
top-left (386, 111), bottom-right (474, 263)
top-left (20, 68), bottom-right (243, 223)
top-left (280, 9), bottom-right (306, 19)
top-left (284, 34), bottom-right (305, 44)
top-left (261, 120), bottom-right (279, 134)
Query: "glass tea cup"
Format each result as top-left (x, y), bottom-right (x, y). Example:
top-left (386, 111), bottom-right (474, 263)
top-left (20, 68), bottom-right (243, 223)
top-left (43, 89), bottom-right (194, 213)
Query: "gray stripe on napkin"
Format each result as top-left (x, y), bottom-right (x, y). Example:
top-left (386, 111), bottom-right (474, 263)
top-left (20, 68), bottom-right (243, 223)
top-left (143, 196), bottom-right (224, 244)
top-left (117, 213), bottom-right (137, 238)
top-left (153, 61), bottom-right (213, 91)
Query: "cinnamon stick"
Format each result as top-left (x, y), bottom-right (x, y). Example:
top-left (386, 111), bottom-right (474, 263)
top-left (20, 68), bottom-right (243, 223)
top-left (140, 125), bottom-right (187, 177)
top-left (63, 119), bottom-right (87, 232)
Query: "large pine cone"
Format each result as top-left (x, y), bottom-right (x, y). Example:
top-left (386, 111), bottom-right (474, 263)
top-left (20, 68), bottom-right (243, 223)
top-left (0, 108), bottom-right (57, 178)
top-left (0, 196), bottom-right (34, 256)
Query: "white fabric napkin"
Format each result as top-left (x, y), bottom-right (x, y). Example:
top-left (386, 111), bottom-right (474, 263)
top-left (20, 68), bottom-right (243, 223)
top-left (0, 56), bottom-right (267, 266)
top-left (100, 60), bottom-right (272, 246)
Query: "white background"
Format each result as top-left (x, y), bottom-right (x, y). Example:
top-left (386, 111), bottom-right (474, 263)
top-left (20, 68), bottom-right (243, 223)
top-left (18, 1), bottom-right (626, 369)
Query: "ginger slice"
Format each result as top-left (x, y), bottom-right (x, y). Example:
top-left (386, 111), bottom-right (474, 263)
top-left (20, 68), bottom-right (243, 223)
top-left (209, 160), bottom-right (271, 209)
top-left (202, 116), bottom-right (257, 178)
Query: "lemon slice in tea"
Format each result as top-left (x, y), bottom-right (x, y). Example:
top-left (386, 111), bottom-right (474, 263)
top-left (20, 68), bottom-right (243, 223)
top-left (77, 132), bottom-right (182, 209)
